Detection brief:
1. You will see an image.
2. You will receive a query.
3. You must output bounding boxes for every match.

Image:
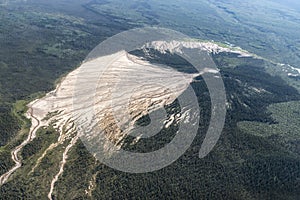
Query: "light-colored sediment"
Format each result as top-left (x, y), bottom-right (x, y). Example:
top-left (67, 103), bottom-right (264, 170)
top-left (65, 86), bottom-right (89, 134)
top-left (0, 103), bottom-right (45, 185)
top-left (0, 40), bottom-right (252, 196)
top-left (144, 40), bottom-right (253, 57)
top-left (45, 50), bottom-right (199, 199)
top-left (85, 171), bottom-right (99, 197)
top-left (48, 136), bottom-right (78, 200)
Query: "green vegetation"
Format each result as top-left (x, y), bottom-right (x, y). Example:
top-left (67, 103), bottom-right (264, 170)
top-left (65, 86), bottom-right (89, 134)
top-left (130, 49), bottom-right (198, 74)
top-left (1, 48), bottom-right (300, 199)
top-left (1, 0), bottom-right (300, 199)
top-left (239, 101), bottom-right (300, 155)
top-left (0, 0), bottom-right (135, 184)
top-left (0, 148), bottom-right (14, 177)
top-left (86, 0), bottom-right (300, 66)
top-left (21, 125), bottom-right (59, 160)
top-left (0, 125), bottom-right (66, 199)
top-left (0, 100), bottom-right (32, 174)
